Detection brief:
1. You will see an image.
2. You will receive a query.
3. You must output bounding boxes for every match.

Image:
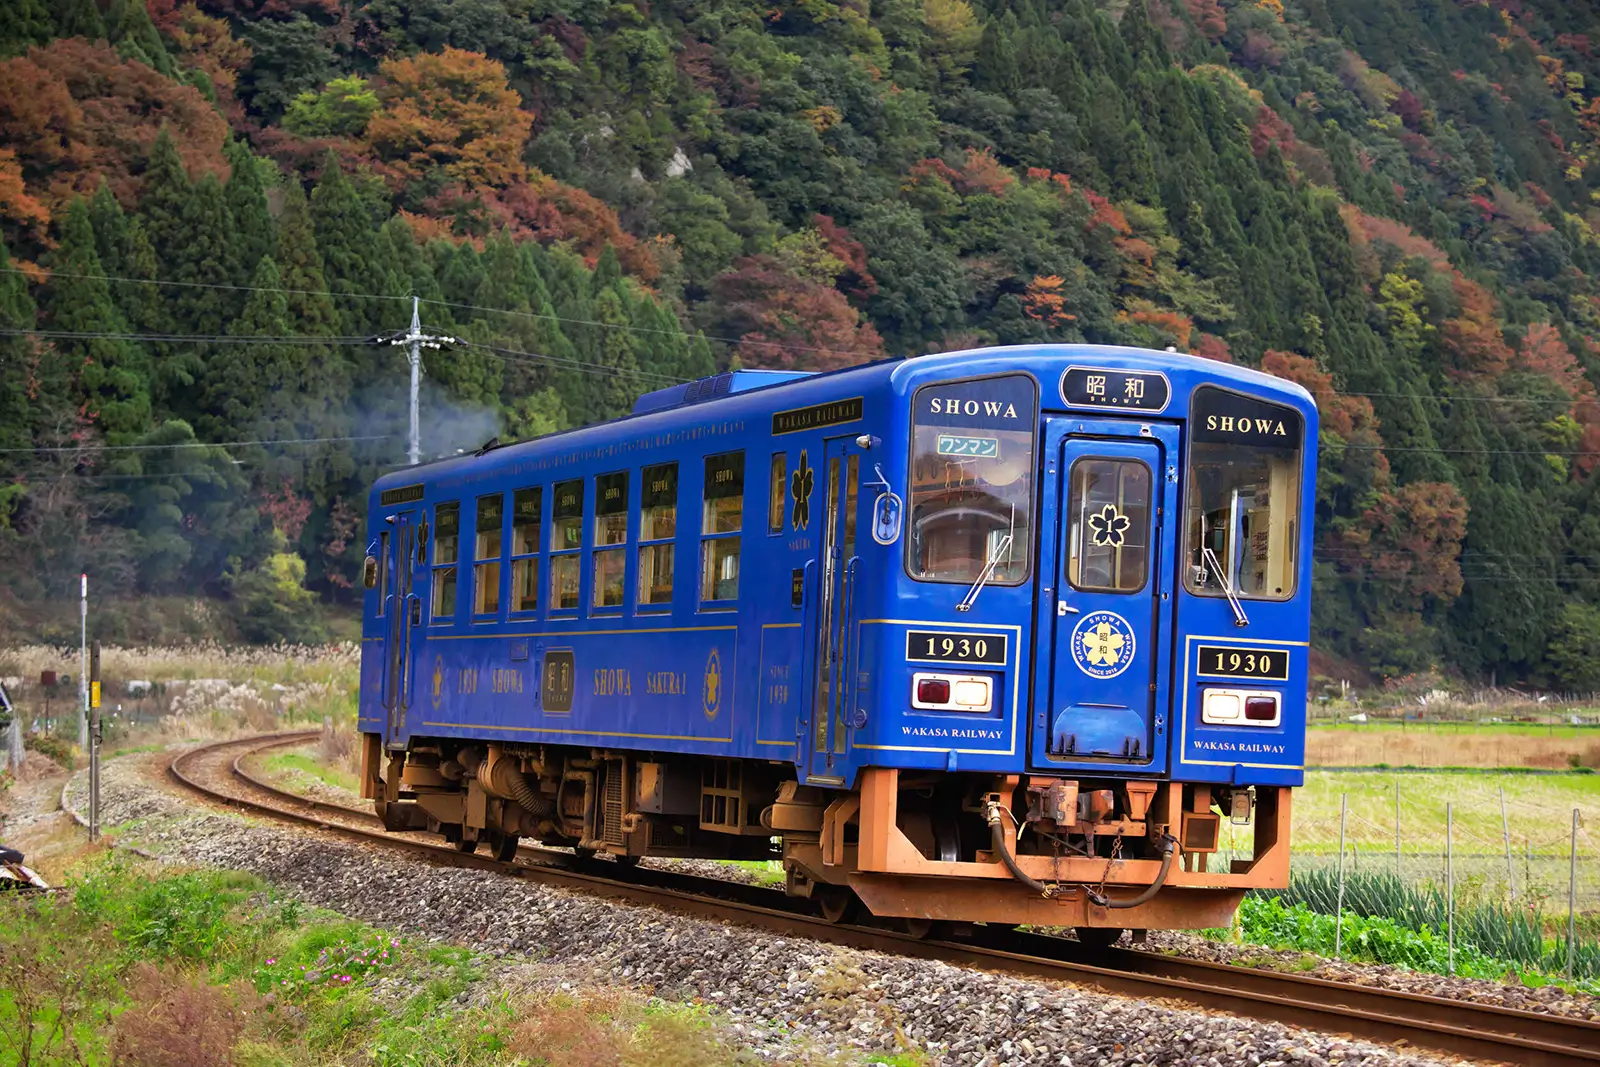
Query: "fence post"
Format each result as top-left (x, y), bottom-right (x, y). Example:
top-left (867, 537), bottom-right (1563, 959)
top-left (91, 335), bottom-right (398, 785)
top-left (1394, 780), bottom-right (1402, 881)
top-left (1500, 785), bottom-right (1514, 903)
top-left (1335, 791), bottom-right (1349, 960)
top-left (1568, 808), bottom-right (1580, 979)
top-left (1447, 801), bottom-right (1455, 976)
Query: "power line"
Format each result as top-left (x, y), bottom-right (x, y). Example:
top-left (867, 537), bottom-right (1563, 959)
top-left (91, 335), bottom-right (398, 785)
top-left (0, 434), bottom-right (396, 455)
top-left (1346, 391), bottom-right (1586, 405)
top-left (456, 339), bottom-right (686, 385)
top-left (0, 327), bottom-right (375, 346)
top-left (425, 299), bottom-right (851, 361)
top-left (0, 266), bottom-right (412, 306)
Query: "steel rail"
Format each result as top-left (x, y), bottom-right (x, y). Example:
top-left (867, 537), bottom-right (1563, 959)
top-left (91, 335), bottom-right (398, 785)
top-left (169, 733), bottom-right (1600, 1067)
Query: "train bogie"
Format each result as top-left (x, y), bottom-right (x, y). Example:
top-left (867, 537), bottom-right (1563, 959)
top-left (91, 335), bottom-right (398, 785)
top-left (358, 344), bottom-right (1317, 931)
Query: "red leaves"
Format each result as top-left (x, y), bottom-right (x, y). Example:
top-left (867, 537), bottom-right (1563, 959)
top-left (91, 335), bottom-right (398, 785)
top-left (260, 481), bottom-right (312, 541)
top-left (1082, 189), bottom-right (1131, 235)
top-left (1439, 275), bottom-right (1512, 380)
top-left (906, 149), bottom-right (1014, 198)
top-left (813, 214), bottom-right (877, 297)
top-left (0, 39), bottom-right (230, 216)
top-left (1117, 307), bottom-right (1192, 348)
top-left (1389, 89), bottom-right (1426, 132)
top-left (365, 48), bottom-right (531, 192)
top-left (1353, 482), bottom-right (1468, 601)
top-left (0, 148), bottom-right (49, 247)
top-left (1183, 0), bottom-right (1226, 42)
top-left (711, 255), bottom-right (885, 372)
top-left (1020, 275), bottom-right (1075, 327)
top-left (1191, 333), bottom-right (1232, 363)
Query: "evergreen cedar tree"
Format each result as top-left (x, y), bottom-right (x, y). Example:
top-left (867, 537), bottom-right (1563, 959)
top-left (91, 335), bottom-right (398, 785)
top-left (0, 0), bottom-right (1595, 678)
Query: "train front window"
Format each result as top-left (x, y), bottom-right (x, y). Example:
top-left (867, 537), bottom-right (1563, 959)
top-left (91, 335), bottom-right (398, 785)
top-left (907, 374), bottom-right (1038, 585)
top-left (1184, 387), bottom-right (1303, 601)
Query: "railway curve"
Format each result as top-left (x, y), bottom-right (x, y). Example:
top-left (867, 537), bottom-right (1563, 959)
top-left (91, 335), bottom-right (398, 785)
top-left (163, 732), bottom-right (1600, 1067)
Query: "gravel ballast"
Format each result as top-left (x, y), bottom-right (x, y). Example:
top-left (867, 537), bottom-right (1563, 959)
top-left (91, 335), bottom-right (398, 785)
top-left (40, 751), bottom-right (1565, 1065)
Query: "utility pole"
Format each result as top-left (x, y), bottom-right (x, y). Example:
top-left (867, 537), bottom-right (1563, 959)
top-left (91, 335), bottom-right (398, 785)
top-left (78, 572), bottom-right (87, 749)
top-left (387, 296), bottom-right (456, 466)
top-left (88, 640), bottom-right (101, 843)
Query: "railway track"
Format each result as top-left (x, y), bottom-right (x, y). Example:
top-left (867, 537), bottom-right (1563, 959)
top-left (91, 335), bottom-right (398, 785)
top-left (169, 732), bottom-right (1600, 1067)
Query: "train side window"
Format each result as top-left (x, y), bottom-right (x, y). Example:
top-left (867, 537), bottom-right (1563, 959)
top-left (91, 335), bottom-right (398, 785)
top-left (767, 453), bottom-right (786, 535)
top-left (473, 493), bottom-right (503, 617)
top-left (701, 451), bottom-right (744, 603)
top-left (431, 502), bottom-right (460, 621)
top-left (593, 471), bottom-right (629, 610)
top-left (638, 462), bottom-right (677, 608)
top-left (550, 479), bottom-right (583, 611)
top-left (376, 531), bottom-right (389, 614)
top-left (510, 487), bottom-right (541, 613)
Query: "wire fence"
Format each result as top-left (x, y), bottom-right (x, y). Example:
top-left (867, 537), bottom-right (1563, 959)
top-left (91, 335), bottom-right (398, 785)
top-left (1221, 778), bottom-right (1598, 976)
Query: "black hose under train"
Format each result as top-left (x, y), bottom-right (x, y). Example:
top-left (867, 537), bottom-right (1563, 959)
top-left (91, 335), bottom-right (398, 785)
top-left (985, 801), bottom-right (1180, 908)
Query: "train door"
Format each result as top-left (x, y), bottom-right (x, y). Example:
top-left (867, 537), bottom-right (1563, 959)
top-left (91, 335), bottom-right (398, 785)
top-left (802, 437), bottom-right (860, 784)
top-left (1032, 419), bottom-right (1177, 772)
top-left (381, 510), bottom-right (421, 749)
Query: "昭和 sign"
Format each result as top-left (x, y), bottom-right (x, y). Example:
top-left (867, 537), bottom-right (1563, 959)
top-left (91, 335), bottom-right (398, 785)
top-left (1061, 367), bottom-right (1171, 413)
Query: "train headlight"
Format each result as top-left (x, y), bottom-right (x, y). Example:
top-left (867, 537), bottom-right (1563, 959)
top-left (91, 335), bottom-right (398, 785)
top-left (912, 672), bottom-right (993, 713)
top-left (1201, 688), bottom-right (1280, 727)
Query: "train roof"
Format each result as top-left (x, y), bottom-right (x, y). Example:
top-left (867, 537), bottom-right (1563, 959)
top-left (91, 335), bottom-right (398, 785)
top-left (373, 343), bottom-right (1315, 495)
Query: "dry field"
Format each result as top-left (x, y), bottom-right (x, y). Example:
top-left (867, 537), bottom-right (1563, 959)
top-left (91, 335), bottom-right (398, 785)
top-left (1307, 723), bottom-right (1600, 770)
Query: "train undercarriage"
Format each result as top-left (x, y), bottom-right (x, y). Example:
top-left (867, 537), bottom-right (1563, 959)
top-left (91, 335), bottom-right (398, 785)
top-left (361, 734), bottom-right (1289, 932)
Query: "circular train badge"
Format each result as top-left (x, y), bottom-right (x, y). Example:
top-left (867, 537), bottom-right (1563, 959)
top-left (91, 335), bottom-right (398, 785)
top-left (1071, 610), bottom-right (1136, 679)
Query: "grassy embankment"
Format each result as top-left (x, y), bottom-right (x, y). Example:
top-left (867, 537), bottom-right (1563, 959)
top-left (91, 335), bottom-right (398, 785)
top-left (0, 856), bottom-right (891, 1067)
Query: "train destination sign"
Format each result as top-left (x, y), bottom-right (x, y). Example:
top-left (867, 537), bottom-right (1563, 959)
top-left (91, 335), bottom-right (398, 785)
top-left (772, 396), bottom-right (864, 435)
top-left (1195, 644), bottom-right (1290, 681)
top-left (1191, 386), bottom-right (1303, 448)
top-left (1061, 367), bottom-right (1170, 413)
top-left (379, 483), bottom-right (425, 506)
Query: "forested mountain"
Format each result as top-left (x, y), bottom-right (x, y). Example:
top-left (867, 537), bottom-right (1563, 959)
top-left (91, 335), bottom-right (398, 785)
top-left (1, 0), bottom-right (1598, 681)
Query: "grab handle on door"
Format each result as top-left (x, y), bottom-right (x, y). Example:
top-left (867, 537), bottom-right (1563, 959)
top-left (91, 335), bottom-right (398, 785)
top-left (1057, 600), bottom-right (1080, 616)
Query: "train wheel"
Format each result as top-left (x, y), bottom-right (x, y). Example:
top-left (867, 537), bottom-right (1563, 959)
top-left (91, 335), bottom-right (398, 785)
top-left (815, 886), bottom-right (857, 924)
top-left (1075, 927), bottom-right (1125, 949)
top-left (613, 855), bottom-right (640, 869)
top-left (901, 917), bottom-right (936, 939)
top-left (492, 833), bottom-right (519, 862)
top-left (455, 836), bottom-right (479, 854)
top-left (573, 846), bottom-right (596, 861)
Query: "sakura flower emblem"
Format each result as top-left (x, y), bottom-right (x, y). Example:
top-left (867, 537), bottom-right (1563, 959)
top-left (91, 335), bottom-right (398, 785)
top-left (790, 450), bottom-right (814, 531)
top-left (1087, 504), bottom-right (1130, 548)
top-left (1080, 622), bottom-right (1126, 668)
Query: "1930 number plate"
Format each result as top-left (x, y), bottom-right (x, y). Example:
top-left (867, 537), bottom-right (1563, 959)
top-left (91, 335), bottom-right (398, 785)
top-left (1195, 645), bottom-right (1289, 680)
top-left (906, 630), bottom-right (1008, 666)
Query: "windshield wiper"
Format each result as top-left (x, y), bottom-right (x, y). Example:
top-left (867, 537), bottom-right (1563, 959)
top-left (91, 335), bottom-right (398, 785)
top-left (1202, 544), bottom-right (1249, 627)
top-left (958, 530), bottom-right (1013, 613)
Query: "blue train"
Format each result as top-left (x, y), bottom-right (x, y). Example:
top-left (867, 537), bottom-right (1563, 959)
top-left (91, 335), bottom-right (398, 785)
top-left (358, 343), bottom-right (1316, 936)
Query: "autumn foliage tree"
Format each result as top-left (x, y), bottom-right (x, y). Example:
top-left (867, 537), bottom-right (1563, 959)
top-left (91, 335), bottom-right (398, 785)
top-left (365, 48), bottom-right (530, 192)
top-left (0, 39), bottom-right (229, 215)
top-left (711, 255), bottom-right (885, 372)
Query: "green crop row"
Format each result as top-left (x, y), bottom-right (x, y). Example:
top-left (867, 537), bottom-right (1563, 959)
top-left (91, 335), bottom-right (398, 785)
top-left (1259, 868), bottom-right (1600, 981)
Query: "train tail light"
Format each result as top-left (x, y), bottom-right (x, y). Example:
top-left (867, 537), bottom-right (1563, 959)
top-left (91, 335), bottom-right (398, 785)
top-left (912, 672), bottom-right (993, 713)
top-left (1201, 689), bottom-right (1281, 727)
top-left (1244, 695), bottom-right (1279, 722)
